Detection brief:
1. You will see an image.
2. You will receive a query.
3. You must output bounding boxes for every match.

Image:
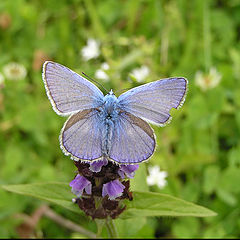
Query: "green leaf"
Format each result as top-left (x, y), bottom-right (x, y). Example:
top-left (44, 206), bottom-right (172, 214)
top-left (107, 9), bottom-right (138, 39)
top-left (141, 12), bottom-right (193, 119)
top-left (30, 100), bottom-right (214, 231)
top-left (2, 183), bottom-right (217, 219)
top-left (1, 182), bottom-right (81, 215)
top-left (121, 191), bottom-right (217, 219)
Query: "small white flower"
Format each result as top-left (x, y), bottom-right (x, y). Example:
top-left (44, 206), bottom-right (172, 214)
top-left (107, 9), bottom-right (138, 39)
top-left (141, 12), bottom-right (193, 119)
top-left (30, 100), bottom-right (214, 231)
top-left (195, 67), bottom-right (221, 91)
top-left (0, 73), bottom-right (5, 85)
top-left (131, 65), bottom-right (150, 82)
top-left (3, 62), bottom-right (27, 80)
top-left (101, 62), bottom-right (109, 70)
top-left (81, 38), bottom-right (100, 61)
top-left (95, 69), bottom-right (109, 82)
top-left (95, 62), bottom-right (110, 82)
top-left (147, 165), bottom-right (168, 189)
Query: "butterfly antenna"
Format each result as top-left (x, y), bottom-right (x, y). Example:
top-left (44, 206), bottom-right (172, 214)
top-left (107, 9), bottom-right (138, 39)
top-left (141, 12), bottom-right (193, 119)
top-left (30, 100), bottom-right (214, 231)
top-left (81, 72), bottom-right (109, 94)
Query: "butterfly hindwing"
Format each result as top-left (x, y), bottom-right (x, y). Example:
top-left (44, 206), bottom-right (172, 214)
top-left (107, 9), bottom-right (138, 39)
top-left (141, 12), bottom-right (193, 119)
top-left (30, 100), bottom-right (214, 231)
top-left (118, 77), bottom-right (187, 125)
top-left (43, 61), bottom-right (104, 116)
top-left (108, 112), bottom-right (156, 164)
top-left (60, 109), bottom-right (103, 161)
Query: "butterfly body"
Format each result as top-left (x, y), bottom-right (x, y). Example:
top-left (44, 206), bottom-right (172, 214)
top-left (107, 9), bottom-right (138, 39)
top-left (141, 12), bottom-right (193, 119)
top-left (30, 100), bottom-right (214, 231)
top-left (42, 61), bottom-right (188, 164)
top-left (98, 91), bottom-right (119, 157)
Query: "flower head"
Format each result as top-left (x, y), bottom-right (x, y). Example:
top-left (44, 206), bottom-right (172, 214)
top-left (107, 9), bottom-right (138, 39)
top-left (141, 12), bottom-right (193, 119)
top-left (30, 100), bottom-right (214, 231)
top-left (131, 65), bottom-right (150, 82)
top-left (95, 69), bottom-right (109, 82)
top-left (95, 62), bottom-right (110, 82)
top-left (71, 160), bottom-right (137, 219)
top-left (101, 62), bottom-right (109, 70)
top-left (147, 165), bottom-right (168, 189)
top-left (195, 67), bottom-right (221, 91)
top-left (81, 38), bottom-right (100, 61)
top-left (3, 62), bottom-right (27, 80)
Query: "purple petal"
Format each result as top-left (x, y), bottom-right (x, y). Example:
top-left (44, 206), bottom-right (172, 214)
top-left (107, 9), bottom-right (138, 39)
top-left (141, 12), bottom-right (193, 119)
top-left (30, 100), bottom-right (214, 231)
top-left (89, 158), bottom-right (108, 172)
top-left (84, 183), bottom-right (92, 195)
top-left (118, 169), bottom-right (125, 179)
top-left (69, 174), bottom-right (92, 197)
top-left (102, 180), bottom-right (125, 200)
top-left (118, 164), bottom-right (139, 178)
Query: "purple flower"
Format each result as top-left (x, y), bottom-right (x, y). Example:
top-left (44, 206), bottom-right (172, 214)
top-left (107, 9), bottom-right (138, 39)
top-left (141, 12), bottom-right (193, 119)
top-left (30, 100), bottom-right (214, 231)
top-left (102, 180), bottom-right (125, 200)
top-left (69, 174), bottom-right (92, 197)
top-left (89, 158), bottom-right (108, 173)
top-left (118, 164), bottom-right (139, 179)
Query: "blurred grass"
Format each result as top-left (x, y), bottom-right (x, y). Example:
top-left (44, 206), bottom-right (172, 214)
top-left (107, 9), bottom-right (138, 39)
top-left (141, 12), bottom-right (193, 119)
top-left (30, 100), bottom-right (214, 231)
top-left (0, 0), bottom-right (240, 238)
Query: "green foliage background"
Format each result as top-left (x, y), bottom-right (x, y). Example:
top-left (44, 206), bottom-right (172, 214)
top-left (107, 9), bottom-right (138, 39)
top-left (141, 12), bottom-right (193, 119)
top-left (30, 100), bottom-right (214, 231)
top-left (0, 0), bottom-right (240, 238)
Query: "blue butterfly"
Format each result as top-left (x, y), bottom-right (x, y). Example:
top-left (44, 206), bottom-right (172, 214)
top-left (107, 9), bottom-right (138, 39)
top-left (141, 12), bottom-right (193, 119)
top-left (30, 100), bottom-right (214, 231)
top-left (42, 61), bottom-right (187, 164)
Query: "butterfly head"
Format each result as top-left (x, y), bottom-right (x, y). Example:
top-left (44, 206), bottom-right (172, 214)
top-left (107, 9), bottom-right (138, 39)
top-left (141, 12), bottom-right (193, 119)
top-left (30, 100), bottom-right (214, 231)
top-left (108, 89), bottom-right (114, 95)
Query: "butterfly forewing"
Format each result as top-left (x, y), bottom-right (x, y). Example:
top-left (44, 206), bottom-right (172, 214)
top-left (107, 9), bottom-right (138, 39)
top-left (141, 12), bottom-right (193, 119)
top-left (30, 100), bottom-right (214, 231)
top-left (60, 109), bottom-right (103, 161)
top-left (118, 77), bottom-right (187, 125)
top-left (43, 61), bottom-right (104, 116)
top-left (108, 112), bottom-right (156, 164)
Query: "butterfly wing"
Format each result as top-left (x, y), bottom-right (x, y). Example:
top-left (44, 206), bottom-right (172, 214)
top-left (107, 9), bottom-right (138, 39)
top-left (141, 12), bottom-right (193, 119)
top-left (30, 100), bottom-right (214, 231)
top-left (118, 77), bottom-right (187, 125)
top-left (108, 112), bottom-right (155, 164)
top-left (60, 109), bottom-right (104, 161)
top-left (42, 61), bottom-right (104, 116)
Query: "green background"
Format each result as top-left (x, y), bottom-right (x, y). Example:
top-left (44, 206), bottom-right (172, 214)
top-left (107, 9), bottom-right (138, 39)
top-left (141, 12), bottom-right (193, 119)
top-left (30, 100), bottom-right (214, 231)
top-left (0, 0), bottom-right (240, 238)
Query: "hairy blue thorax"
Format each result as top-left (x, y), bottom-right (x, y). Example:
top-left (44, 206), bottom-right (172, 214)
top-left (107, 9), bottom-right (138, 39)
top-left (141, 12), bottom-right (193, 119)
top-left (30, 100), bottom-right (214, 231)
top-left (102, 90), bottom-right (119, 118)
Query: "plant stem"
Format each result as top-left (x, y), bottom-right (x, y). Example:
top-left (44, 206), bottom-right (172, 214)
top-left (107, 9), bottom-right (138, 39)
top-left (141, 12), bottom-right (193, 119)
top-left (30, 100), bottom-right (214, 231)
top-left (105, 218), bottom-right (118, 238)
top-left (95, 219), bottom-right (105, 238)
top-left (43, 206), bottom-right (97, 238)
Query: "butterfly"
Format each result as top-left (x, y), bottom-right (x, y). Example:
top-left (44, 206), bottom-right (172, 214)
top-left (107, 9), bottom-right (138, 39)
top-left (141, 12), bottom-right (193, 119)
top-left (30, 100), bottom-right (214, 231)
top-left (42, 61), bottom-right (187, 165)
